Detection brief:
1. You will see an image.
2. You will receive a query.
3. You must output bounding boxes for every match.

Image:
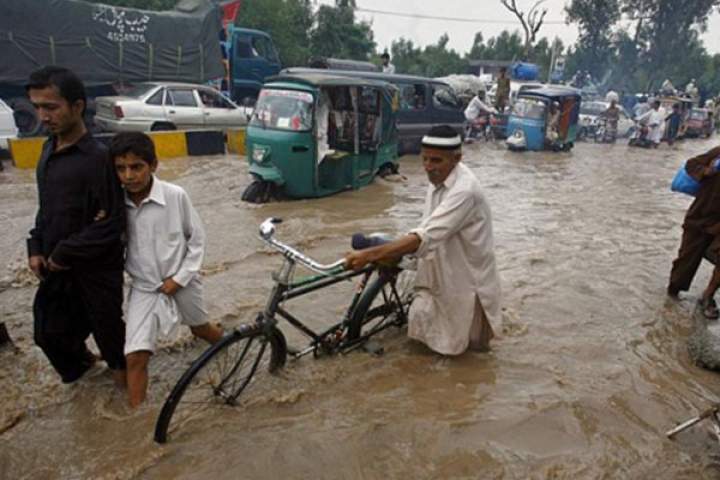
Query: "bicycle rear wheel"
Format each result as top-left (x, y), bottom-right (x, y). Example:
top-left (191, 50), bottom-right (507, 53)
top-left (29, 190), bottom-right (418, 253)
top-left (154, 324), bottom-right (286, 443)
top-left (346, 269), bottom-right (415, 344)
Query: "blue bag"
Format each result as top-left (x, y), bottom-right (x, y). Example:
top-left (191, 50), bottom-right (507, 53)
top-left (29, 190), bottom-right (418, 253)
top-left (671, 161), bottom-right (700, 196)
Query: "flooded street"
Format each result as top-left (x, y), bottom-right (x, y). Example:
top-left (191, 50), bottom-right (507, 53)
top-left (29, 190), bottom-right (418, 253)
top-left (4, 138), bottom-right (720, 479)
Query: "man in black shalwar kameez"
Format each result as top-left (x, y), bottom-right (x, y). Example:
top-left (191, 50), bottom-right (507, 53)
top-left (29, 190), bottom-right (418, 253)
top-left (26, 66), bottom-right (126, 384)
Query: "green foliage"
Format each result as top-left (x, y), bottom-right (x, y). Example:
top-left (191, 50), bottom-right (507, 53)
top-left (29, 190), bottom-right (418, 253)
top-left (238, 0), bottom-right (313, 67)
top-left (566, 0), bottom-right (720, 96)
top-left (309, 2), bottom-right (376, 60)
top-left (390, 34), bottom-right (465, 77)
top-left (85, 0), bottom-right (178, 10)
top-left (240, 0), bottom-right (374, 65)
top-left (565, 0), bottom-right (620, 77)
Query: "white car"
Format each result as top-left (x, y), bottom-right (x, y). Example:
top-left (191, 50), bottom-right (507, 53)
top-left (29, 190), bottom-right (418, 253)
top-left (579, 100), bottom-right (635, 138)
top-left (0, 98), bottom-right (19, 151)
top-left (94, 82), bottom-right (250, 132)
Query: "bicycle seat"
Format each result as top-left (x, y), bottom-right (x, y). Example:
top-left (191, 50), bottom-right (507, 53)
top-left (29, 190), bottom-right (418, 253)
top-left (351, 233), bottom-right (392, 250)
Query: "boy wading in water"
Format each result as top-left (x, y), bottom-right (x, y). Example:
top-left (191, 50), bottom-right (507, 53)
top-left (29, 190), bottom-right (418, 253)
top-left (110, 132), bottom-right (223, 407)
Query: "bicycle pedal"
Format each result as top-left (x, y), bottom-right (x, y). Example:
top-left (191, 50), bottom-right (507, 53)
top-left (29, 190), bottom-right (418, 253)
top-left (362, 340), bottom-right (384, 356)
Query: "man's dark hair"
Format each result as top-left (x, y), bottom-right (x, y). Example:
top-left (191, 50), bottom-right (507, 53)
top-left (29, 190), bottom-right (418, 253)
top-left (109, 132), bottom-right (157, 165)
top-left (381, 52), bottom-right (390, 60)
top-left (26, 66), bottom-right (86, 113)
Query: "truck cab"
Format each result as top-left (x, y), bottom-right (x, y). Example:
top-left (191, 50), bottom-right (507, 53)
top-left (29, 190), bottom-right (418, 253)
top-left (228, 26), bottom-right (281, 104)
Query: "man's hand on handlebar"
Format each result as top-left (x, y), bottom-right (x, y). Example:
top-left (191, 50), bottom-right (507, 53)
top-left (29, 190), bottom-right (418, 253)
top-left (345, 249), bottom-right (375, 271)
top-left (344, 233), bottom-right (421, 271)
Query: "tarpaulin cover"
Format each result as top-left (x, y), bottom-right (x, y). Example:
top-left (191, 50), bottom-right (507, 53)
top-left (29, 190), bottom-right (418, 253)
top-left (0, 0), bottom-right (224, 86)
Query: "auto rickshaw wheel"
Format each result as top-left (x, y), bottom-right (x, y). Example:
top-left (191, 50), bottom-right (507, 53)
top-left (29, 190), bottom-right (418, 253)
top-left (377, 163), bottom-right (399, 177)
top-left (241, 178), bottom-right (275, 203)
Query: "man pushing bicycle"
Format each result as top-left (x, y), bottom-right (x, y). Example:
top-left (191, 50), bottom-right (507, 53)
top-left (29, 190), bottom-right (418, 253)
top-left (345, 125), bottom-right (502, 354)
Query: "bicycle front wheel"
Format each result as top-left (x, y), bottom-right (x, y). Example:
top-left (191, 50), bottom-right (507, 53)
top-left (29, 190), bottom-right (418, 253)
top-left (154, 324), bottom-right (286, 444)
top-left (346, 269), bottom-right (415, 344)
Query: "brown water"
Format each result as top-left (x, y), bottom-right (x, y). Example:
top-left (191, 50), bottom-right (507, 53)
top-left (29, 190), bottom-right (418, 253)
top-left (3, 139), bottom-right (720, 479)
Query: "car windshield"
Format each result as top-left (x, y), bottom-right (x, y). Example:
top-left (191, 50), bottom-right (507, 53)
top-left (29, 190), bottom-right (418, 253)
top-left (690, 110), bottom-right (707, 119)
top-left (512, 98), bottom-right (546, 119)
top-left (121, 83), bottom-right (158, 99)
top-left (250, 89), bottom-right (314, 131)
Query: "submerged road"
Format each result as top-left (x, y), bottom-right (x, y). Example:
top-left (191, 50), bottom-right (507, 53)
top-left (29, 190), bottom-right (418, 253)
top-left (2, 138), bottom-right (720, 479)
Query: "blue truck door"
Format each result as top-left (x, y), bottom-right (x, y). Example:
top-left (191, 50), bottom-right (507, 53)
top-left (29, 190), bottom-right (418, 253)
top-left (230, 30), bottom-right (281, 103)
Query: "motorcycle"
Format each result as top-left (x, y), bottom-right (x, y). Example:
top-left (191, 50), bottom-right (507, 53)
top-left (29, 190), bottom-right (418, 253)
top-left (465, 114), bottom-right (493, 142)
top-left (594, 118), bottom-right (617, 144)
top-left (628, 121), bottom-right (655, 148)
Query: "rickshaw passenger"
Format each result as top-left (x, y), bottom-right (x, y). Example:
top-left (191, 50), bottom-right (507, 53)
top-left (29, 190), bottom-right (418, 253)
top-left (546, 102), bottom-right (560, 143)
top-left (317, 90), bottom-right (334, 163)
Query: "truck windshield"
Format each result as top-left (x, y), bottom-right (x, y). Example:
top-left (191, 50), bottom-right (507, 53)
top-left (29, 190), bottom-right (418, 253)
top-left (512, 98), bottom-right (546, 119)
top-left (250, 89), bottom-right (314, 132)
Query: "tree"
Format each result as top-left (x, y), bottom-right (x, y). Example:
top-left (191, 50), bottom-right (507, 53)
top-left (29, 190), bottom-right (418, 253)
top-left (238, 0), bottom-right (313, 67)
top-left (499, 0), bottom-right (548, 59)
top-left (564, 0), bottom-right (620, 79)
top-left (391, 35), bottom-right (466, 77)
top-left (620, 0), bottom-right (720, 89)
top-left (309, 0), bottom-right (376, 61)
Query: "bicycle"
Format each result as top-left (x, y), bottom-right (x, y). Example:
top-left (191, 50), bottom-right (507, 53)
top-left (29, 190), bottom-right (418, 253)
top-left (154, 217), bottom-right (416, 443)
top-left (667, 403), bottom-right (720, 446)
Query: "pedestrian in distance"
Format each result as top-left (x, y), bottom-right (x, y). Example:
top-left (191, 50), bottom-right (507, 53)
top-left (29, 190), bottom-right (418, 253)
top-left (381, 52), bottom-right (396, 74)
top-left (494, 66), bottom-right (511, 113)
top-left (345, 125), bottom-right (501, 354)
top-left (110, 131), bottom-right (223, 408)
top-left (669, 145), bottom-right (720, 318)
top-left (26, 66), bottom-right (127, 385)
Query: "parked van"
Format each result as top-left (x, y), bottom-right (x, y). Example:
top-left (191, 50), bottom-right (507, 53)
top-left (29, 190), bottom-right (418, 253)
top-left (281, 68), bottom-right (466, 154)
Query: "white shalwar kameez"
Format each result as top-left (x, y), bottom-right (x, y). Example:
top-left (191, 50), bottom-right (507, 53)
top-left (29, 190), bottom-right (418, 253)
top-left (124, 177), bottom-right (208, 354)
top-left (638, 107), bottom-right (667, 144)
top-left (409, 162), bottom-right (501, 355)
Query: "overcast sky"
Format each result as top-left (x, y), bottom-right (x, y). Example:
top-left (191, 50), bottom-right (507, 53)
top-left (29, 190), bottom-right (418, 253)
top-left (316, 0), bottom-right (720, 57)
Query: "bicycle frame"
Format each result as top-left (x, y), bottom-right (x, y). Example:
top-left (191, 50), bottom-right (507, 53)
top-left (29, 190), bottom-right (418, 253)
top-left (256, 217), bottom-right (404, 358)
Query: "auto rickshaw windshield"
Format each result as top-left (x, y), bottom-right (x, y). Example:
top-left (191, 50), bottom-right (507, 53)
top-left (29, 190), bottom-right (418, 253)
top-left (250, 89), bottom-right (314, 132)
top-left (689, 109), bottom-right (707, 120)
top-left (512, 97), bottom-right (546, 119)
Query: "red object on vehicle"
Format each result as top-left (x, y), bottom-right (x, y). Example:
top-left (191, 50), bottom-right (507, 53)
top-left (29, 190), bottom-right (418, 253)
top-left (113, 105), bottom-right (124, 119)
top-left (220, 0), bottom-right (242, 28)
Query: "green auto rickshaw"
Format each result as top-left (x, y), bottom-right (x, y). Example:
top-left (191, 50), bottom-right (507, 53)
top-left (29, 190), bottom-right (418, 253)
top-left (241, 73), bottom-right (400, 202)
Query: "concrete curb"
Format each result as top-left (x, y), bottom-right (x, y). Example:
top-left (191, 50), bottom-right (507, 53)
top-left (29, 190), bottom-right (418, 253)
top-left (8, 128), bottom-right (245, 169)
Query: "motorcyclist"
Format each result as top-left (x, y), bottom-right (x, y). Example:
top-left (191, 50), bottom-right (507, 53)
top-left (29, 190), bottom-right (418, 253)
top-left (600, 99), bottom-right (620, 140)
top-left (661, 79), bottom-right (675, 96)
top-left (637, 99), bottom-right (666, 147)
top-left (464, 89), bottom-right (497, 139)
top-left (633, 96), bottom-right (651, 119)
top-left (546, 101), bottom-right (561, 144)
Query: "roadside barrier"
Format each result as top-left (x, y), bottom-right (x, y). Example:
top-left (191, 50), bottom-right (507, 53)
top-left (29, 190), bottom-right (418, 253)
top-left (8, 128), bottom-right (245, 169)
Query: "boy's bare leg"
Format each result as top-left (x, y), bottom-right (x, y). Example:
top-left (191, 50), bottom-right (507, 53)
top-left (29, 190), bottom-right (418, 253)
top-left (190, 323), bottom-right (224, 344)
top-left (111, 369), bottom-right (127, 389)
top-left (126, 351), bottom-right (151, 408)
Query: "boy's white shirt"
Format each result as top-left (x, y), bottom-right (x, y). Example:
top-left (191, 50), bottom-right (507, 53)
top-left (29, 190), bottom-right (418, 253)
top-left (124, 176), bottom-right (205, 336)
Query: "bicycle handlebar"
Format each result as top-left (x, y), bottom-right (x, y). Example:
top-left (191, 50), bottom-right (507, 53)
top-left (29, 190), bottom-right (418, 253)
top-left (259, 217), bottom-right (346, 274)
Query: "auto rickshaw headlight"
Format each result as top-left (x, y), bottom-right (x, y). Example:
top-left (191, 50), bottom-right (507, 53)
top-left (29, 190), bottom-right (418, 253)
top-left (252, 146), bottom-right (270, 163)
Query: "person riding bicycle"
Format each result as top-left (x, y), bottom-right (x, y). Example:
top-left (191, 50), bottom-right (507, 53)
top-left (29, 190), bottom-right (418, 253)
top-left (345, 125), bottom-right (501, 355)
top-left (464, 89), bottom-right (497, 139)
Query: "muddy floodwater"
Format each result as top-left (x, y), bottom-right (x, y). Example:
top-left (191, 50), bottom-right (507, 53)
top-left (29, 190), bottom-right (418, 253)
top-left (3, 139), bottom-right (720, 479)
